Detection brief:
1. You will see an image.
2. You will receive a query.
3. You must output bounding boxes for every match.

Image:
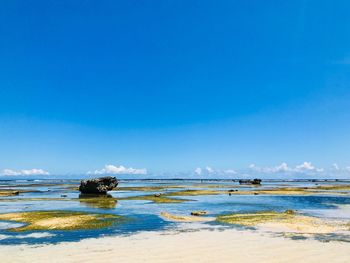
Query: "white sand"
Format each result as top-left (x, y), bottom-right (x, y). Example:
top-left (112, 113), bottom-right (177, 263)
top-left (0, 229), bottom-right (349, 263)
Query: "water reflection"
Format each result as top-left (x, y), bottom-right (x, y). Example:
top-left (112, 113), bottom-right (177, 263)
top-left (78, 194), bottom-right (118, 209)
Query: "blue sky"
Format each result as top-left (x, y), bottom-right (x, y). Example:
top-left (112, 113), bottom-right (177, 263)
top-left (0, 0), bottom-right (350, 178)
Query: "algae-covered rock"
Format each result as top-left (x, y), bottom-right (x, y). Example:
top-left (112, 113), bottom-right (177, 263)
top-left (0, 190), bottom-right (19, 197)
top-left (79, 176), bottom-right (118, 194)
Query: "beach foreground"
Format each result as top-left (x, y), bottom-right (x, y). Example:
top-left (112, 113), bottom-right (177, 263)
top-left (1, 228), bottom-right (349, 263)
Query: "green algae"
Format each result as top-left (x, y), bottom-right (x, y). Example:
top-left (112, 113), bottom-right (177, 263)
top-left (0, 210), bottom-right (124, 232)
top-left (0, 196), bottom-right (118, 209)
top-left (216, 210), bottom-right (347, 234)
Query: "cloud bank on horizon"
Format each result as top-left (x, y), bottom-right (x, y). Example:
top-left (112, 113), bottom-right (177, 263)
top-left (87, 164), bottom-right (147, 175)
top-left (1, 162), bottom-right (350, 178)
top-left (1, 168), bottom-right (50, 176)
top-left (248, 162), bottom-right (324, 174)
top-left (194, 162), bottom-right (350, 177)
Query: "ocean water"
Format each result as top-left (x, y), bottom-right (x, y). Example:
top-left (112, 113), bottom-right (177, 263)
top-left (0, 179), bottom-right (350, 245)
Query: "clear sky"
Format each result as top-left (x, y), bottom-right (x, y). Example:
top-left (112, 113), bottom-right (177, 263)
top-left (0, 0), bottom-right (349, 178)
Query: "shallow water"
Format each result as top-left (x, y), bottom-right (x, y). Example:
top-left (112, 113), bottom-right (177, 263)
top-left (0, 179), bottom-right (350, 244)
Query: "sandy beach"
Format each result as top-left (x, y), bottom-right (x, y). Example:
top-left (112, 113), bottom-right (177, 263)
top-left (1, 228), bottom-right (349, 263)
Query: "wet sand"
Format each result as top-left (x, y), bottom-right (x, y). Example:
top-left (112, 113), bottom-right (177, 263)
top-left (1, 228), bottom-right (349, 263)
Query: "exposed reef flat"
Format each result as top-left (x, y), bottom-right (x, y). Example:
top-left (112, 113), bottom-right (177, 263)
top-left (117, 189), bottom-right (223, 203)
top-left (117, 186), bottom-right (184, 191)
top-left (216, 210), bottom-right (348, 234)
top-left (313, 184), bottom-right (350, 191)
top-left (0, 183), bottom-right (78, 188)
top-left (227, 184), bottom-right (350, 196)
top-left (0, 189), bottom-right (44, 197)
top-left (118, 195), bottom-right (192, 203)
top-left (0, 211), bottom-right (123, 232)
top-left (0, 197), bottom-right (69, 202)
top-left (165, 189), bottom-right (223, 196)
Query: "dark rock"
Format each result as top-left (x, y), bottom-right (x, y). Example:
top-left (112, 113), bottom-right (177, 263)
top-left (79, 176), bottom-right (118, 194)
top-left (191, 211), bottom-right (207, 216)
top-left (61, 194), bottom-right (68, 197)
top-left (239, 179), bottom-right (262, 185)
top-left (154, 193), bottom-right (161, 197)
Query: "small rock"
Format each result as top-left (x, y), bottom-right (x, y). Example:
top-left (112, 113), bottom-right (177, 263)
top-left (191, 211), bottom-right (207, 216)
top-left (285, 209), bottom-right (295, 215)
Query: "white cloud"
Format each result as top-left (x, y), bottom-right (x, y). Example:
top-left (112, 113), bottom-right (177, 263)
top-left (295, 162), bottom-right (324, 172)
top-left (332, 163), bottom-right (340, 170)
top-left (88, 164), bottom-right (147, 175)
top-left (249, 162), bottom-right (324, 174)
top-left (194, 167), bottom-right (202, 175)
top-left (205, 166), bottom-right (214, 173)
top-left (1, 168), bottom-right (50, 176)
top-left (224, 169), bottom-right (237, 175)
top-left (249, 162), bottom-right (291, 173)
top-left (194, 166), bottom-right (237, 176)
top-left (331, 163), bottom-right (350, 174)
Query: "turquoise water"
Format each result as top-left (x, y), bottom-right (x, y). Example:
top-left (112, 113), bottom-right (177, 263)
top-left (1, 179), bottom-right (350, 244)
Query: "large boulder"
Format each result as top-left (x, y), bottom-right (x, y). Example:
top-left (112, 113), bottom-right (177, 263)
top-left (79, 176), bottom-right (118, 194)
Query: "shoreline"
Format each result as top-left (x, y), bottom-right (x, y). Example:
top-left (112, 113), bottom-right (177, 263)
top-left (1, 228), bottom-right (350, 263)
